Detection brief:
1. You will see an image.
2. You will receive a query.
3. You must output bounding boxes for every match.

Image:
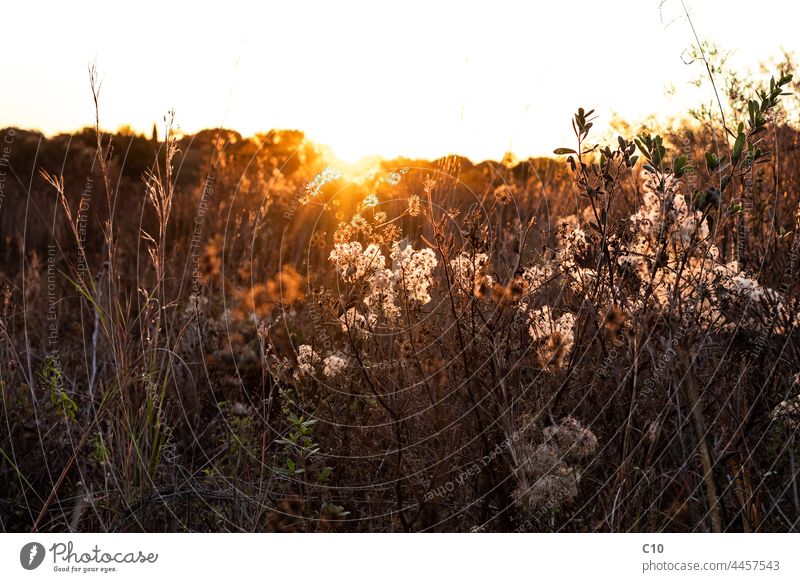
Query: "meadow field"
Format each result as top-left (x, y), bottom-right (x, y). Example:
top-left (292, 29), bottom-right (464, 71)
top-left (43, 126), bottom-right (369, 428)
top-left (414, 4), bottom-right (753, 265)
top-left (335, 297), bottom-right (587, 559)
top-left (2, 56), bottom-right (800, 533)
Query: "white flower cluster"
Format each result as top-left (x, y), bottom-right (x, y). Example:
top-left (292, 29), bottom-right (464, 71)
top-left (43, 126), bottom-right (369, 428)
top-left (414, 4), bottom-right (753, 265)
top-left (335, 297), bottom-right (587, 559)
top-left (521, 264), bottom-right (554, 293)
top-left (322, 353), bottom-right (348, 379)
top-left (618, 173), bottom-right (710, 287)
top-left (556, 216), bottom-right (590, 272)
top-left (329, 242), bottom-right (386, 283)
top-left (514, 417), bottom-right (597, 512)
top-left (517, 263), bottom-right (554, 314)
top-left (363, 265), bottom-right (400, 321)
top-left (295, 345), bottom-right (350, 380)
top-left (340, 307), bottom-right (374, 336)
top-left (717, 261), bottom-right (766, 302)
top-left (304, 167), bottom-right (342, 200)
top-left (632, 173), bottom-right (709, 247)
top-left (362, 194), bottom-right (379, 208)
top-left (295, 344), bottom-right (320, 378)
top-left (553, 217), bottom-right (598, 294)
top-left (606, 171), bottom-right (790, 331)
top-left (449, 252), bottom-right (493, 295)
top-left (391, 240), bottom-right (438, 305)
top-left (525, 306), bottom-right (576, 369)
top-left (330, 240), bottom-right (439, 326)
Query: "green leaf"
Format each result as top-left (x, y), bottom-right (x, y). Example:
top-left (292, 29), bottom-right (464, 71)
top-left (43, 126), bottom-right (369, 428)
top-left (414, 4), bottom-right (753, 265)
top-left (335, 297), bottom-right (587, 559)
top-left (553, 148), bottom-right (577, 155)
top-left (705, 151), bottom-right (719, 172)
top-left (732, 132), bottom-right (745, 165)
top-left (728, 200), bottom-right (743, 216)
top-left (672, 155), bottom-right (691, 177)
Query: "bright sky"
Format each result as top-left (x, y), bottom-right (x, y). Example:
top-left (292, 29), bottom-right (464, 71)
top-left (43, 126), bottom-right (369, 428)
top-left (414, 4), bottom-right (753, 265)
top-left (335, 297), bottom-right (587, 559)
top-left (1, 0), bottom-right (798, 162)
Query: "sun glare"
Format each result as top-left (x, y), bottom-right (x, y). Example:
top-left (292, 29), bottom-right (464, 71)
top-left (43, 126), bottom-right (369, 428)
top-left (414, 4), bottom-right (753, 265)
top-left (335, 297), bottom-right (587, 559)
top-left (325, 139), bottom-right (376, 165)
top-left (319, 144), bottom-right (384, 180)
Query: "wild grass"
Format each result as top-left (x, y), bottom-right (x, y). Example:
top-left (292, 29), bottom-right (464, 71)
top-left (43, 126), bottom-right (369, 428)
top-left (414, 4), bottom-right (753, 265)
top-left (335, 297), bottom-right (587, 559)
top-left (1, 58), bottom-right (800, 532)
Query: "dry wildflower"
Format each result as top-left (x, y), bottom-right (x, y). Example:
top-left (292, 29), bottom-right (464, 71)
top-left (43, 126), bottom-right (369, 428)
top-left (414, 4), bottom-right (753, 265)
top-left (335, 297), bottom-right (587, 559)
top-left (350, 214), bottom-right (369, 231)
top-left (310, 230), bottom-right (327, 248)
top-left (607, 172), bottom-right (786, 330)
top-left (567, 266), bottom-right (596, 294)
top-left (303, 167), bottom-right (342, 202)
top-left (631, 172), bottom-right (710, 249)
top-left (330, 237), bottom-right (438, 323)
top-left (363, 265), bottom-right (400, 321)
top-left (543, 417), bottom-right (598, 461)
top-left (340, 307), bottom-right (373, 336)
top-left (526, 305), bottom-right (554, 342)
top-left (362, 194), bottom-right (379, 208)
top-left (517, 264), bottom-right (554, 314)
top-left (711, 260), bottom-right (790, 330)
top-left (724, 271), bottom-right (766, 302)
top-left (323, 353), bottom-right (348, 378)
top-left (521, 264), bottom-right (554, 292)
top-left (526, 307), bottom-right (576, 369)
top-left (544, 314), bottom-right (576, 368)
top-left (328, 241), bottom-right (401, 320)
top-left (515, 467), bottom-right (580, 512)
top-left (328, 242), bottom-right (385, 282)
top-left (770, 395), bottom-right (800, 430)
top-left (514, 417), bottom-right (596, 513)
top-left (493, 184), bottom-right (514, 205)
top-left (556, 219), bottom-right (591, 272)
top-left (407, 194), bottom-right (422, 217)
top-left (384, 168), bottom-right (408, 185)
top-left (376, 223), bottom-right (402, 247)
top-left (449, 252), bottom-right (493, 296)
top-left (391, 240), bottom-right (438, 305)
top-left (295, 344), bottom-right (320, 378)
